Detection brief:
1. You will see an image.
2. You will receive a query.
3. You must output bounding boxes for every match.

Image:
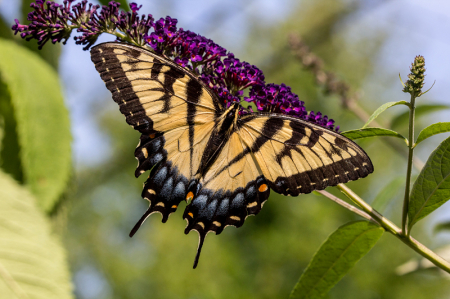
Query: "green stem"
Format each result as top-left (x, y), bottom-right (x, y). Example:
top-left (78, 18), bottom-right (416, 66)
top-left (402, 94), bottom-right (416, 235)
top-left (336, 183), bottom-right (450, 273)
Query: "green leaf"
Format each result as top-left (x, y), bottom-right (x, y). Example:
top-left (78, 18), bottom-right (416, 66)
top-left (415, 122), bottom-right (450, 146)
top-left (408, 136), bottom-right (450, 230)
top-left (0, 171), bottom-right (73, 299)
top-left (371, 177), bottom-right (404, 213)
top-left (362, 101), bottom-right (408, 128)
top-left (341, 127), bottom-right (407, 143)
top-left (99, 0), bottom-right (130, 11)
top-left (391, 104), bottom-right (450, 130)
top-left (289, 221), bottom-right (384, 299)
top-left (0, 74), bottom-right (23, 182)
top-left (0, 39), bottom-right (71, 212)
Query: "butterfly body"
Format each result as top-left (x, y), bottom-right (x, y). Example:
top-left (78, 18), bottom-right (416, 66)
top-left (90, 42), bottom-right (373, 268)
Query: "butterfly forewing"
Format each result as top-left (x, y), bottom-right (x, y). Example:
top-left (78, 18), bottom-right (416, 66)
top-left (238, 114), bottom-right (373, 196)
top-left (90, 42), bottom-right (219, 135)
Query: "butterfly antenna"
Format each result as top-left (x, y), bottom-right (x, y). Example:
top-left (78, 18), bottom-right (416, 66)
top-left (129, 207), bottom-right (152, 237)
top-left (193, 234), bottom-right (206, 269)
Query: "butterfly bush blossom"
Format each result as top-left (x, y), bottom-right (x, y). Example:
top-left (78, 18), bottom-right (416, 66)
top-left (12, 0), bottom-right (339, 132)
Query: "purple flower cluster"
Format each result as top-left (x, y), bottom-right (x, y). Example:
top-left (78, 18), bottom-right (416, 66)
top-left (244, 83), bottom-right (338, 131)
top-left (201, 54), bottom-right (265, 106)
top-left (12, 0), bottom-right (74, 48)
top-left (12, 0), bottom-right (339, 132)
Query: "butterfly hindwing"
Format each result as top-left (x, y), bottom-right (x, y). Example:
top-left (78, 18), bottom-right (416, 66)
top-left (238, 114), bottom-right (374, 196)
top-left (183, 131), bottom-right (270, 268)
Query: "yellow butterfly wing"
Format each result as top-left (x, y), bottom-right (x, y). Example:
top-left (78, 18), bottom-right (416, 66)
top-left (238, 114), bottom-right (373, 196)
top-left (91, 42), bottom-right (222, 227)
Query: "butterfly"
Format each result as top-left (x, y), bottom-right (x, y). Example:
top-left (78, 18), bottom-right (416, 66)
top-left (90, 42), bottom-right (373, 268)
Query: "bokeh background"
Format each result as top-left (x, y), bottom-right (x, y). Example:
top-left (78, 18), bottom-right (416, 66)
top-left (1, 0), bottom-right (450, 298)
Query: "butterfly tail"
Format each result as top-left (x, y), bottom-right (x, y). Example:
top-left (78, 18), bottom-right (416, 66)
top-left (129, 207), bottom-right (153, 237)
top-left (193, 233), bottom-right (206, 269)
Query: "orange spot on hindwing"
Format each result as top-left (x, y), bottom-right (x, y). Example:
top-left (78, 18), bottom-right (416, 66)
top-left (149, 133), bottom-right (156, 138)
top-left (258, 184), bottom-right (268, 192)
top-left (186, 191), bottom-right (194, 203)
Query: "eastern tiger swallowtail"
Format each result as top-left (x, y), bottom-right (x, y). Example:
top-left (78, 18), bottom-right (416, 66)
top-left (90, 42), bottom-right (373, 268)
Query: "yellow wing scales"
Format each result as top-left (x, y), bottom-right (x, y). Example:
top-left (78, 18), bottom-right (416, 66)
top-left (238, 114), bottom-right (373, 196)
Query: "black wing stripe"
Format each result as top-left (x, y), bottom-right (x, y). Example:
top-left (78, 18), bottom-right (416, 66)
top-left (186, 78), bottom-right (203, 176)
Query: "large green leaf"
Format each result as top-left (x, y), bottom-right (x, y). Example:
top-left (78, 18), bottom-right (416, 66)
top-left (341, 127), bottom-right (407, 143)
top-left (362, 101), bottom-right (408, 128)
top-left (408, 136), bottom-right (450, 230)
top-left (0, 39), bottom-right (71, 212)
top-left (415, 122), bottom-right (450, 146)
top-left (390, 104), bottom-right (450, 130)
top-left (289, 221), bottom-right (384, 299)
top-left (0, 171), bottom-right (73, 299)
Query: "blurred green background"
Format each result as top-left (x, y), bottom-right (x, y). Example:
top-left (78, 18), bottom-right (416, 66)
top-left (1, 0), bottom-right (450, 298)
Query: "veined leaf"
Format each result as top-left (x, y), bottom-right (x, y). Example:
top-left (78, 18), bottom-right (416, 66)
top-left (342, 127), bottom-right (407, 143)
top-left (371, 177), bottom-right (404, 213)
top-left (415, 122), bottom-right (450, 146)
top-left (391, 104), bottom-right (450, 130)
top-left (362, 101), bottom-right (408, 128)
top-left (0, 39), bottom-right (72, 212)
top-left (0, 171), bottom-right (73, 299)
top-left (408, 136), bottom-right (450, 230)
top-left (289, 221), bottom-right (384, 299)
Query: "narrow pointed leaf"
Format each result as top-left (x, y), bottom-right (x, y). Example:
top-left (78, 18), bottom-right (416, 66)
top-left (0, 39), bottom-right (71, 212)
top-left (342, 127), bottom-right (407, 142)
top-left (371, 177), bottom-right (404, 213)
top-left (391, 104), bottom-right (450, 129)
top-left (289, 221), bottom-right (384, 299)
top-left (415, 122), bottom-right (450, 146)
top-left (362, 101), bottom-right (408, 128)
top-left (408, 136), bottom-right (450, 230)
top-left (0, 171), bottom-right (73, 298)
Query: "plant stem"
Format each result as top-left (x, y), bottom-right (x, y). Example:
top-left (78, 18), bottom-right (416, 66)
top-left (316, 190), bottom-right (375, 222)
top-left (335, 183), bottom-right (450, 273)
top-left (402, 94), bottom-right (416, 235)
